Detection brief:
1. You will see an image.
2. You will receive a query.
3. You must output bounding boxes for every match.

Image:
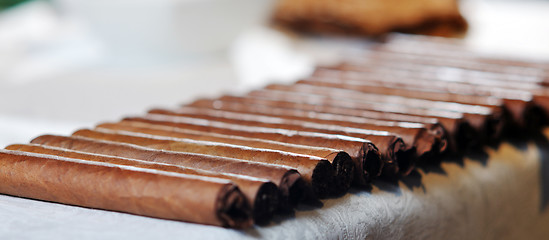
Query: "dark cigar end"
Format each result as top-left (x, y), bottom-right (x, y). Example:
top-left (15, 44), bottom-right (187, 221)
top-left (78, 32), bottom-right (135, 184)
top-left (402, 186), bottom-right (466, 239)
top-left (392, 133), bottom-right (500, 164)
top-left (363, 143), bottom-right (383, 183)
top-left (522, 104), bottom-right (549, 137)
top-left (311, 160), bottom-right (336, 198)
top-left (484, 109), bottom-right (512, 147)
top-left (217, 184), bottom-right (253, 228)
top-left (394, 139), bottom-right (415, 177)
top-left (379, 138), bottom-right (403, 179)
top-left (413, 129), bottom-right (438, 164)
top-left (330, 152), bottom-right (355, 196)
top-left (252, 182), bottom-right (279, 225)
top-left (277, 170), bottom-right (306, 211)
top-left (454, 121), bottom-right (481, 154)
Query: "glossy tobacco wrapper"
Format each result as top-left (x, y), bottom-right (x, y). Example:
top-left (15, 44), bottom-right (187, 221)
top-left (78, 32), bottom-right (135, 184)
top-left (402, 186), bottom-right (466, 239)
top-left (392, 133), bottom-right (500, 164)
top-left (249, 85), bottom-right (502, 147)
top-left (191, 97), bottom-right (479, 155)
top-left (71, 128), bottom-right (336, 198)
top-left (6, 144), bottom-right (278, 224)
top-left (299, 77), bottom-right (524, 137)
top-left (30, 135), bottom-right (304, 210)
top-left (150, 108), bottom-right (414, 177)
top-left (0, 149), bottom-right (252, 228)
top-left (96, 121), bottom-right (354, 195)
top-left (123, 115), bottom-right (382, 186)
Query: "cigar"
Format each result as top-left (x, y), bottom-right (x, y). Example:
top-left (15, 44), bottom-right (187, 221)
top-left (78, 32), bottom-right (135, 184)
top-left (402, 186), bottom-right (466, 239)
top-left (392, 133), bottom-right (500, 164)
top-left (149, 107), bottom-right (418, 173)
top-left (379, 34), bottom-right (549, 72)
top-left (340, 51), bottom-right (545, 85)
top-left (190, 97), bottom-right (478, 155)
top-left (96, 121), bottom-right (355, 195)
top-left (253, 84), bottom-right (505, 146)
top-left (341, 46), bottom-right (547, 79)
top-left (297, 78), bottom-right (523, 136)
top-left (314, 66), bottom-right (548, 133)
top-left (122, 115), bottom-right (382, 185)
top-left (6, 143), bottom-right (279, 224)
top-left (68, 128), bottom-right (336, 198)
top-left (0, 149), bottom-right (252, 228)
top-left (30, 135), bottom-right (304, 210)
top-left (320, 64), bottom-right (540, 91)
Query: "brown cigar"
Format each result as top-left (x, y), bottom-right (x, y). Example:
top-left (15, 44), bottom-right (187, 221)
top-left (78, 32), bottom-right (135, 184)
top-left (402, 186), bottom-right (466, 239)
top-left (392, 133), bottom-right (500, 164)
top-left (30, 135), bottom-right (304, 210)
top-left (319, 64), bottom-right (540, 91)
top-left (338, 52), bottom-right (545, 85)
top-left (341, 46), bottom-right (547, 79)
top-left (68, 128), bottom-right (336, 198)
top-left (0, 149), bottom-right (252, 228)
top-left (252, 84), bottom-right (505, 146)
top-left (122, 115), bottom-right (382, 186)
top-left (149, 107), bottom-right (418, 176)
top-left (189, 97), bottom-right (478, 155)
top-left (314, 67), bottom-right (548, 133)
top-left (376, 33), bottom-right (549, 71)
top-left (6, 144), bottom-right (279, 224)
top-left (297, 78), bottom-right (523, 139)
top-left (96, 121), bottom-right (355, 195)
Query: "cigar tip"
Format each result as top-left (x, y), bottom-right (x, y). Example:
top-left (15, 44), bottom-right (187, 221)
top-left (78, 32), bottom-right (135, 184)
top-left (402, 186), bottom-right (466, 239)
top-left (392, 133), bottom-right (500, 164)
top-left (278, 170), bottom-right (307, 210)
top-left (414, 129), bottom-right (438, 162)
top-left (330, 152), bottom-right (355, 195)
top-left (393, 139), bottom-right (415, 177)
top-left (363, 143), bottom-right (383, 183)
top-left (311, 160), bottom-right (336, 198)
top-left (217, 184), bottom-right (253, 228)
top-left (454, 121), bottom-right (481, 154)
top-left (523, 104), bottom-right (549, 136)
top-left (252, 182), bottom-right (279, 225)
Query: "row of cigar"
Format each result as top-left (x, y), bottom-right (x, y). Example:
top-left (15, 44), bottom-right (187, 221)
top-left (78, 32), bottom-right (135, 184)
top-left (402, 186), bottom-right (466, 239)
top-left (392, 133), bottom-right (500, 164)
top-left (1, 33), bottom-right (548, 229)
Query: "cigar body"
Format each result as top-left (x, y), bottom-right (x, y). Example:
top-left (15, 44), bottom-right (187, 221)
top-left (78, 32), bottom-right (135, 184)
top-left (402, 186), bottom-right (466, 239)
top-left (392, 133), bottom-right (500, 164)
top-left (149, 108), bottom-right (417, 175)
top-left (6, 144), bottom-right (279, 224)
top-left (311, 68), bottom-right (537, 129)
top-left (314, 67), bottom-right (547, 133)
top-left (96, 121), bottom-right (355, 194)
top-left (70, 129), bottom-right (336, 198)
top-left (0, 149), bottom-right (252, 228)
top-left (122, 115), bottom-right (382, 185)
top-left (30, 135), bottom-right (303, 210)
top-left (249, 86), bottom-right (504, 146)
top-left (342, 47), bottom-right (547, 79)
top-left (190, 98), bottom-right (478, 154)
top-left (374, 34), bottom-right (549, 71)
top-left (298, 78), bottom-right (523, 138)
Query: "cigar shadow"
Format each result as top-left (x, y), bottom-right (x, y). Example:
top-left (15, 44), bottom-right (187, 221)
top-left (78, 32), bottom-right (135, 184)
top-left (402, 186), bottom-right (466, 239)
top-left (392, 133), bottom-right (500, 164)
top-left (295, 199), bottom-right (324, 211)
top-left (443, 154), bottom-right (465, 167)
top-left (417, 163), bottom-right (447, 176)
top-left (465, 149), bottom-right (490, 166)
top-left (372, 179), bottom-right (402, 196)
top-left (268, 210), bottom-right (297, 225)
top-left (507, 137), bottom-right (530, 152)
top-left (347, 185), bottom-right (373, 194)
top-left (532, 133), bottom-right (549, 212)
top-left (400, 170), bottom-right (425, 193)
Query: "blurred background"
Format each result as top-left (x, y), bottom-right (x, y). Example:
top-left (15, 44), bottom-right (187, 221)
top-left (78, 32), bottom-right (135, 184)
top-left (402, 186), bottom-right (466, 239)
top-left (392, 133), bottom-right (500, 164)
top-left (0, 0), bottom-right (548, 147)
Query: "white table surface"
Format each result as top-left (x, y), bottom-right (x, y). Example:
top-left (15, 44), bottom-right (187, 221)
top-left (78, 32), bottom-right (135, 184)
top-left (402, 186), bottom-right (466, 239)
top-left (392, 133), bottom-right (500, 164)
top-left (1, 0), bottom-right (549, 239)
